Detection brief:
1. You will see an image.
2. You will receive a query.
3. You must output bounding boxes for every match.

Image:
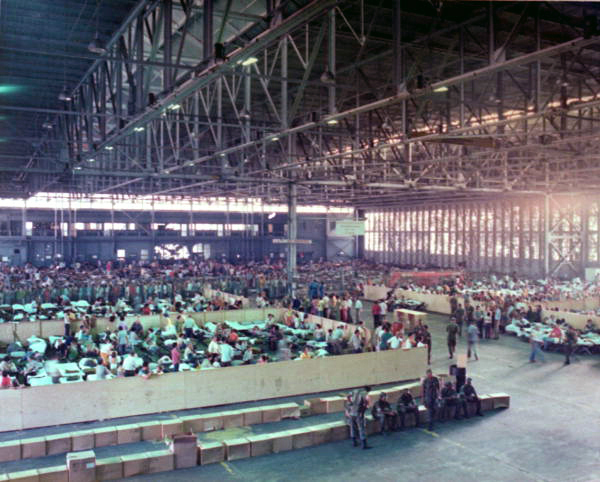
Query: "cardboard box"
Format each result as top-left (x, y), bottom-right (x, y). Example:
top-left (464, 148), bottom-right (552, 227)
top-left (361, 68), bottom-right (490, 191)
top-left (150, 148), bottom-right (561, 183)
top-left (161, 419), bottom-right (184, 439)
top-left (328, 422), bottom-right (349, 442)
top-left (37, 465), bottom-right (68, 482)
top-left (279, 403), bottom-right (301, 419)
top-left (169, 434), bottom-right (198, 469)
top-left (418, 406), bottom-right (428, 425)
top-left (121, 453), bottom-right (149, 478)
top-left (198, 441), bottom-right (225, 465)
top-left (489, 393), bottom-right (510, 409)
top-left (198, 414), bottom-right (224, 432)
top-left (321, 397), bottom-right (345, 414)
top-left (66, 450), bottom-right (96, 482)
top-left (261, 406), bottom-right (282, 423)
top-left (180, 415), bottom-right (205, 433)
top-left (6, 469), bottom-right (39, 482)
top-left (0, 440), bottom-right (21, 462)
top-left (291, 429), bottom-right (314, 449)
top-left (242, 408), bottom-right (263, 426)
top-left (93, 428), bottom-right (117, 447)
top-left (224, 438), bottom-right (250, 461)
top-left (271, 432), bottom-right (293, 453)
top-left (310, 425), bottom-right (332, 445)
top-left (246, 434), bottom-right (273, 457)
top-left (365, 415), bottom-right (380, 435)
top-left (70, 432), bottom-right (94, 452)
top-left (306, 398), bottom-right (327, 414)
top-left (116, 424), bottom-right (141, 444)
top-left (138, 421), bottom-right (162, 441)
top-left (479, 394), bottom-right (494, 412)
top-left (222, 410), bottom-right (244, 429)
top-left (45, 434), bottom-right (71, 456)
top-left (146, 449), bottom-right (175, 474)
top-left (95, 457), bottom-right (123, 481)
top-left (21, 437), bottom-right (46, 459)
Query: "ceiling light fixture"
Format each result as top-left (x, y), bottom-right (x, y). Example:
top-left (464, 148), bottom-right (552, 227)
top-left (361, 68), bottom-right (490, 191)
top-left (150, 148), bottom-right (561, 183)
top-left (240, 56), bottom-right (258, 66)
top-left (105, 146), bottom-right (114, 151)
top-left (134, 126), bottom-right (145, 132)
top-left (42, 121), bottom-right (53, 130)
top-left (433, 85), bottom-right (448, 93)
top-left (88, 158), bottom-right (95, 162)
top-left (320, 70), bottom-right (335, 85)
top-left (168, 104), bottom-right (181, 111)
top-left (271, 136), bottom-right (280, 142)
top-left (58, 86), bottom-right (72, 102)
top-left (267, 212), bottom-right (276, 219)
top-left (326, 118), bottom-right (339, 125)
top-left (88, 32), bottom-right (107, 55)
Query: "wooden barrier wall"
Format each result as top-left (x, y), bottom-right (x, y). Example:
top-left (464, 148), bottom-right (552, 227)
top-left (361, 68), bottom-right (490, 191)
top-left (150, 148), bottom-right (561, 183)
top-left (0, 346), bottom-right (427, 432)
top-left (390, 289), bottom-right (596, 330)
top-left (203, 287), bottom-right (251, 308)
top-left (0, 310), bottom-right (282, 345)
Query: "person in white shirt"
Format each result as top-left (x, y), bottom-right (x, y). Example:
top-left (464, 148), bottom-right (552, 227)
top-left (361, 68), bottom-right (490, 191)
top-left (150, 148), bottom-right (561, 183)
top-left (379, 300), bottom-right (388, 324)
top-left (354, 296), bottom-right (362, 323)
top-left (388, 334), bottom-right (402, 350)
top-left (220, 342), bottom-right (234, 367)
top-left (122, 352), bottom-right (139, 377)
top-left (207, 336), bottom-right (221, 355)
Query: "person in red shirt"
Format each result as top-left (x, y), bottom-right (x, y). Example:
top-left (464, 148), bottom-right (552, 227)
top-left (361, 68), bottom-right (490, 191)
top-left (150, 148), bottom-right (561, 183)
top-left (372, 301), bottom-right (382, 327)
top-left (171, 344), bottom-right (181, 372)
top-left (228, 330), bottom-right (239, 344)
top-left (1, 371), bottom-right (12, 389)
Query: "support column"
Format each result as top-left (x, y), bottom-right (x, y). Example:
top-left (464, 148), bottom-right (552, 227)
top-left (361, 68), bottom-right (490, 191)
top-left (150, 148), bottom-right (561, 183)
top-left (357, 208), bottom-right (365, 259)
top-left (544, 194), bottom-right (550, 277)
top-left (203, 0), bottom-right (213, 61)
top-left (327, 8), bottom-right (336, 115)
top-left (287, 183), bottom-right (297, 296)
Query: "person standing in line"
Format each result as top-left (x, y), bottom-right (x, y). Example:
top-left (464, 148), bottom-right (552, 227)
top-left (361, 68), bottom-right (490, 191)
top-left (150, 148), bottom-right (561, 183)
top-left (348, 386), bottom-right (372, 449)
top-left (466, 321), bottom-right (479, 361)
top-left (421, 369), bottom-right (440, 432)
top-left (446, 317), bottom-right (459, 359)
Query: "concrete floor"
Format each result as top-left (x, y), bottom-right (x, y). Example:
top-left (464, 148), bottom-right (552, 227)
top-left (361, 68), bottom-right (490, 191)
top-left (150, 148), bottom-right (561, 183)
top-left (127, 310), bottom-right (600, 481)
top-left (3, 308), bottom-right (599, 481)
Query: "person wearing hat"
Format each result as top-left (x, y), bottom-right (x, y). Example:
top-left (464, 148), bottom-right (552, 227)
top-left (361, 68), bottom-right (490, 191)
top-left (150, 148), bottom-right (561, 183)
top-left (440, 380), bottom-right (461, 421)
top-left (371, 392), bottom-right (398, 435)
top-left (460, 378), bottom-right (483, 417)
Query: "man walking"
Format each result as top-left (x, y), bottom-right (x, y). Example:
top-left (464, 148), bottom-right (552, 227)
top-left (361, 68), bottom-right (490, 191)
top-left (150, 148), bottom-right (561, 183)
top-left (564, 326), bottom-right (577, 365)
top-left (467, 321), bottom-right (479, 361)
top-left (447, 317), bottom-right (459, 359)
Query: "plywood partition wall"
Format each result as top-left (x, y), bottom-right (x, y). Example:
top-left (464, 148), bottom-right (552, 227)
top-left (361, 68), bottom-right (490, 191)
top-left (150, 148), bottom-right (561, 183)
top-left (0, 309), bottom-right (282, 344)
top-left (4, 346), bottom-right (427, 431)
